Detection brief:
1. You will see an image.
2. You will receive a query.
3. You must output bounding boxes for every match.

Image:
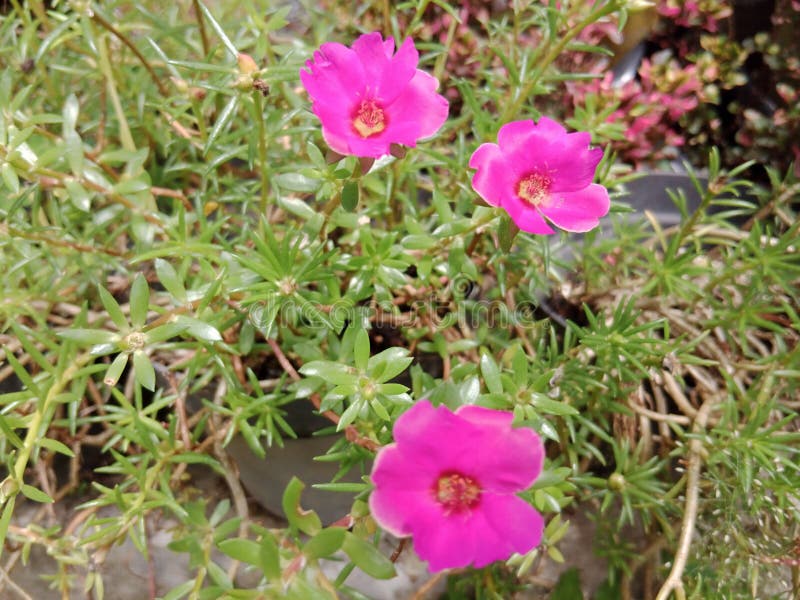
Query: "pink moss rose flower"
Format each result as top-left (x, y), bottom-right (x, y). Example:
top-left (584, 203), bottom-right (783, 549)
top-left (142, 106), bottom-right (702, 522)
top-left (469, 117), bottom-right (610, 234)
top-left (300, 32), bottom-right (449, 158)
top-left (369, 400), bottom-right (544, 572)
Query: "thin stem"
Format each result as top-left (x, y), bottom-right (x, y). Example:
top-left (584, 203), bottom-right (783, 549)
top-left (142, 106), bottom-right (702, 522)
top-left (254, 93), bottom-right (270, 213)
top-left (655, 399), bottom-right (717, 600)
top-left (11, 354), bottom-right (92, 483)
top-left (192, 0), bottom-right (211, 57)
top-left (92, 12), bottom-right (169, 97)
top-left (96, 35), bottom-right (136, 152)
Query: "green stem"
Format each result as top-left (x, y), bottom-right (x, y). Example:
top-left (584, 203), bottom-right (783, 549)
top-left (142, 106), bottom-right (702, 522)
top-left (254, 93), bottom-right (270, 214)
top-left (192, 0), bottom-right (211, 57)
top-left (92, 11), bottom-right (169, 97)
top-left (500, 1), bottom-right (621, 124)
top-left (13, 353), bottom-right (92, 484)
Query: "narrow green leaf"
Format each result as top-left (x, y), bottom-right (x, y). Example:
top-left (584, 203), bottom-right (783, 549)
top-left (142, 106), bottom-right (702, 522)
top-left (38, 438), bottom-right (76, 458)
top-left (353, 328), bottom-right (370, 371)
top-left (218, 538), bottom-right (261, 566)
top-left (341, 181), bottom-right (359, 211)
top-left (0, 495), bottom-right (16, 558)
top-left (58, 329), bottom-right (117, 345)
top-left (1, 163), bottom-right (19, 194)
top-left (480, 351), bottom-right (503, 394)
top-left (129, 273), bottom-right (149, 329)
top-left (97, 286), bottom-right (128, 330)
top-left (281, 477), bottom-right (322, 535)
top-left (551, 568), bottom-right (583, 599)
top-left (104, 352), bottom-right (129, 386)
top-left (174, 315), bottom-right (222, 342)
top-left (132, 350), bottom-right (155, 391)
top-left (196, 0), bottom-right (239, 58)
top-left (259, 533), bottom-right (280, 580)
top-left (303, 527), bottom-right (346, 560)
top-left (20, 484), bottom-right (54, 504)
top-left (341, 532), bottom-right (395, 579)
top-left (204, 95), bottom-right (239, 156)
top-left (155, 258), bottom-right (187, 302)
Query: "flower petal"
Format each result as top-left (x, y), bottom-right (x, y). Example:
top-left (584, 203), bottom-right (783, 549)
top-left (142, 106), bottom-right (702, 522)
top-left (369, 443), bottom-right (438, 491)
top-left (495, 118), bottom-right (602, 192)
top-left (391, 401), bottom-right (481, 471)
top-left (541, 183), bottom-right (610, 232)
top-left (469, 143), bottom-right (515, 207)
top-left (384, 70), bottom-right (449, 145)
top-left (300, 43), bottom-right (365, 104)
top-left (369, 486), bottom-right (435, 538)
top-left (472, 493), bottom-right (544, 567)
top-left (380, 37), bottom-right (419, 104)
top-left (411, 509), bottom-right (479, 571)
top-left (502, 194), bottom-right (555, 234)
top-left (455, 406), bottom-right (544, 492)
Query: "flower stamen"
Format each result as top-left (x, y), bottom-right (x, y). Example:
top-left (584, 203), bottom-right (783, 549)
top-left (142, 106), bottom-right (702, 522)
top-left (352, 99), bottom-right (387, 138)
top-left (517, 173), bottom-right (551, 207)
top-left (434, 472), bottom-right (481, 513)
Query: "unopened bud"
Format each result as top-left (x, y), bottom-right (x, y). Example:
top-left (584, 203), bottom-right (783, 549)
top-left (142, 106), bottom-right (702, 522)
top-left (237, 53), bottom-right (259, 75)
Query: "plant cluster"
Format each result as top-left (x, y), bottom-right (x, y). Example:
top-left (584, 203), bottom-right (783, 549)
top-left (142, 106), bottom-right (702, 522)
top-left (0, 1), bottom-right (798, 600)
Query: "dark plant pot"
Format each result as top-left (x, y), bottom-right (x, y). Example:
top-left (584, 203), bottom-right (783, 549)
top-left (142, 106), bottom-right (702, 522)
top-left (226, 400), bottom-right (366, 525)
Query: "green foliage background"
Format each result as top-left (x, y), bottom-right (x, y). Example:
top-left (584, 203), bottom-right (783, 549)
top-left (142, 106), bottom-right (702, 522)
top-left (0, 1), bottom-right (798, 598)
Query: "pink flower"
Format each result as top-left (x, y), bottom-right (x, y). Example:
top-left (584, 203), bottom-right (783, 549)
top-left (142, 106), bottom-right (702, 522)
top-left (469, 117), bottom-right (610, 234)
top-left (300, 33), bottom-right (449, 158)
top-left (369, 400), bottom-right (544, 572)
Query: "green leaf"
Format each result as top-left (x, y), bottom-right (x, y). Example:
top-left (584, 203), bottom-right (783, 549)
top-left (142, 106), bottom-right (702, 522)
top-left (303, 527), bottom-right (346, 560)
top-left (173, 315), bottom-right (222, 342)
top-left (353, 328), bottom-right (370, 371)
top-left (551, 568), bottom-right (582, 599)
top-left (259, 533), bottom-right (281, 580)
top-left (129, 273), bottom-right (150, 329)
top-left (341, 532), bottom-right (395, 579)
top-left (58, 329), bottom-right (117, 345)
top-left (155, 258), bottom-right (187, 303)
top-left (282, 477), bottom-right (322, 535)
top-left (401, 234), bottom-right (436, 250)
top-left (0, 495), bottom-right (16, 557)
top-left (196, 0), bottom-right (239, 58)
top-left (64, 179), bottom-right (92, 212)
top-left (275, 172), bottom-right (320, 193)
top-left (2, 163), bottom-right (20, 194)
top-left (113, 177), bottom-right (151, 196)
top-left (132, 350), bottom-right (155, 391)
top-left (104, 352), bottom-right (129, 386)
top-left (341, 181), bottom-right (358, 211)
top-left (64, 130), bottom-right (84, 177)
top-left (20, 484), bottom-right (54, 504)
top-left (161, 580), bottom-right (195, 600)
top-left (218, 538), bottom-right (261, 566)
top-left (299, 361), bottom-right (356, 385)
top-left (480, 351), bottom-right (503, 394)
top-left (498, 213), bottom-right (520, 253)
top-left (39, 437), bottom-right (76, 457)
top-left (204, 95), bottom-right (239, 156)
top-left (532, 394), bottom-right (579, 417)
top-left (97, 286), bottom-right (129, 330)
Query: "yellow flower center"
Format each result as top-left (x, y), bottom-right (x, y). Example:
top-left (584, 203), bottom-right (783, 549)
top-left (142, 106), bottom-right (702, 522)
top-left (434, 473), bottom-right (481, 513)
top-left (517, 173), bottom-right (551, 207)
top-left (352, 99), bottom-right (387, 138)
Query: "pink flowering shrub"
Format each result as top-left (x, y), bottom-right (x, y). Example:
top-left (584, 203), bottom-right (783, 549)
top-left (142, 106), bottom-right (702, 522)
top-left (568, 57), bottom-right (706, 163)
top-left (300, 32), bottom-right (449, 158)
top-left (469, 117), bottom-right (610, 234)
top-left (657, 0), bottom-right (732, 33)
top-left (369, 400), bottom-right (544, 572)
